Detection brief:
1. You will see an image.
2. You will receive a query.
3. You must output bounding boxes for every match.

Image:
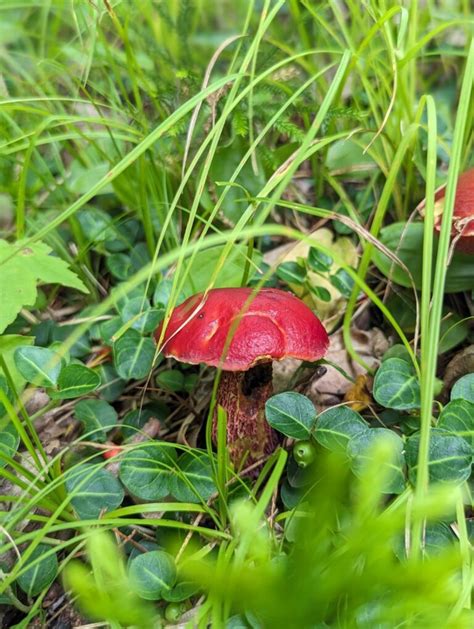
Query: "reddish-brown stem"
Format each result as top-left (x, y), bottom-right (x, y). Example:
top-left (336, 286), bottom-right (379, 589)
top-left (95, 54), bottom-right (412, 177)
top-left (213, 362), bottom-right (278, 470)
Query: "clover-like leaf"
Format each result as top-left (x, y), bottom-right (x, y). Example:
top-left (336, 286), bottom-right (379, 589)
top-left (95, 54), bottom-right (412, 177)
top-left (373, 358), bottom-right (420, 410)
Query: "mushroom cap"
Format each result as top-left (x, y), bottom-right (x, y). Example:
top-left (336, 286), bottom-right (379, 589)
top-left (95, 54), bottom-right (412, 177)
top-left (418, 167), bottom-right (474, 255)
top-left (155, 287), bottom-right (329, 371)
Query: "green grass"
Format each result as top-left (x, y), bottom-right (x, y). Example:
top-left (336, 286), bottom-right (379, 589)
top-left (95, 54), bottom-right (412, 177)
top-left (0, 1), bottom-right (473, 626)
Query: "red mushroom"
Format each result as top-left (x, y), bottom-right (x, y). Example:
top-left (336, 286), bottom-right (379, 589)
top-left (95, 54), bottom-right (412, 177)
top-left (418, 166), bottom-right (474, 255)
top-left (155, 287), bottom-right (329, 469)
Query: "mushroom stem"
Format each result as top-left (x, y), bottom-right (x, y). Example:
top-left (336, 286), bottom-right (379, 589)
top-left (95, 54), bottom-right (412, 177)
top-left (213, 363), bottom-right (278, 470)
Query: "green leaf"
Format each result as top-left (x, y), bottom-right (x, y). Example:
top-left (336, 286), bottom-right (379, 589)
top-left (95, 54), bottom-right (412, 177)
top-left (156, 369), bottom-right (185, 392)
top-left (276, 261), bottom-right (307, 286)
top-left (98, 317), bottom-right (123, 344)
top-left (450, 374), bottom-right (474, 403)
top-left (113, 329), bottom-right (156, 380)
top-left (106, 253), bottom-right (132, 280)
top-left (308, 284), bottom-right (332, 302)
top-left (0, 422), bottom-right (19, 466)
top-left (65, 464), bottom-right (124, 519)
top-left (170, 452), bottom-right (217, 503)
top-left (373, 358), bottom-right (421, 410)
top-left (329, 268), bottom-right (355, 298)
top-left (0, 239), bottom-right (88, 333)
top-left (181, 244), bottom-right (262, 295)
top-left (0, 375), bottom-right (14, 420)
top-left (307, 248), bottom-right (333, 273)
top-left (119, 443), bottom-right (177, 500)
top-left (406, 429), bottom-right (472, 484)
top-left (265, 392), bottom-right (316, 439)
top-left (129, 551), bottom-right (177, 601)
top-left (162, 580), bottom-right (200, 603)
top-left (347, 428), bottom-right (406, 494)
top-left (77, 207), bottom-right (115, 242)
top-left (315, 406), bottom-right (369, 452)
top-left (121, 404), bottom-right (169, 441)
top-left (51, 364), bottom-right (101, 399)
top-left (373, 222), bottom-right (474, 293)
top-left (438, 314), bottom-right (470, 353)
top-left (0, 335), bottom-right (34, 390)
top-left (209, 139), bottom-right (266, 223)
top-left (122, 298), bottom-right (164, 334)
top-left (74, 399), bottom-right (118, 442)
top-left (16, 544), bottom-right (58, 597)
top-left (153, 279), bottom-right (190, 308)
top-left (14, 346), bottom-right (62, 387)
top-left (63, 530), bottom-right (155, 627)
top-left (96, 364), bottom-right (126, 402)
top-left (438, 399), bottom-right (474, 452)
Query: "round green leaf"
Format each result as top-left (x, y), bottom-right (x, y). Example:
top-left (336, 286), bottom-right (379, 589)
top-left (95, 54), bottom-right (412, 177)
top-left (438, 398), bottom-right (474, 452)
top-left (373, 358), bottom-right (420, 410)
top-left (129, 551), bottom-right (177, 600)
top-left (156, 369), bottom-right (185, 392)
top-left (451, 374), bottom-right (474, 403)
top-left (170, 452), bottom-right (217, 503)
top-left (314, 406), bottom-right (368, 452)
top-left (119, 443), bottom-right (177, 500)
top-left (347, 428), bottom-right (406, 494)
top-left (406, 429), bottom-right (472, 485)
top-left (265, 392), bottom-right (316, 439)
top-left (51, 363), bottom-right (101, 399)
top-left (74, 399), bottom-right (118, 442)
top-left (65, 464), bottom-right (124, 519)
top-left (16, 544), bottom-right (58, 597)
top-left (276, 261), bottom-right (307, 286)
top-left (14, 346), bottom-right (61, 387)
top-left (113, 329), bottom-right (156, 380)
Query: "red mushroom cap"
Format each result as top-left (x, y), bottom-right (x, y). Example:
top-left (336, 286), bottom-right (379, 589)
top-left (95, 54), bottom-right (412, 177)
top-left (155, 287), bottom-right (329, 371)
top-left (418, 167), bottom-right (474, 255)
